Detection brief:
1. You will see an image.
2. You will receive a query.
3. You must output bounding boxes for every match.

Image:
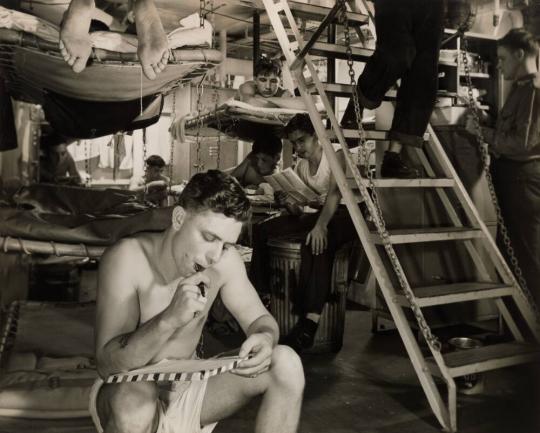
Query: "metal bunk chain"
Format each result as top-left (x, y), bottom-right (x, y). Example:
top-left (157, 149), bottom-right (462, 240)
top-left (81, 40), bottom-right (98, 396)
top-left (84, 140), bottom-right (91, 187)
top-left (200, 0), bottom-right (205, 27)
top-left (210, 0), bottom-right (221, 170)
top-left (461, 37), bottom-right (540, 320)
top-left (215, 92), bottom-right (222, 170)
top-left (339, 0), bottom-right (441, 351)
top-left (194, 79), bottom-right (205, 172)
top-left (169, 90), bottom-right (177, 191)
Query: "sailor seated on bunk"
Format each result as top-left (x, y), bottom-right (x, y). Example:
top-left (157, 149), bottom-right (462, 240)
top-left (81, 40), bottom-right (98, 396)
top-left (91, 170), bottom-right (304, 433)
top-left (129, 154), bottom-right (170, 206)
top-left (237, 57), bottom-right (293, 108)
top-left (40, 134), bottom-right (82, 186)
top-left (229, 134), bottom-right (282, 195)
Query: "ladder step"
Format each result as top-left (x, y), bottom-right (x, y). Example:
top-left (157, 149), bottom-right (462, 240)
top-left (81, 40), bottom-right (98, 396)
top-left (288, 0), bottom-right (368, 26)
top-left (335, 129), bottom-right (431, 141)
top-left (238, 0), bottom-right (369, 26)
top-left (309, 42), bottom-right (373, 61)
top-left (319, 84), bottom-right (456, 101)
top-left (396, 282), bottom-right (514, 307)
top-left (290, 2), bottom-right (344, 71)
top-left (320, 83), bottom-right (398, 101)
top-left (347, 178), bottom-right (455, 188)
top-left (426, 342), bottom-right (539, 378)
top-left (370, 227), bottom-right (483, 244)
top-left (328, 129), bottom-right (389, 141)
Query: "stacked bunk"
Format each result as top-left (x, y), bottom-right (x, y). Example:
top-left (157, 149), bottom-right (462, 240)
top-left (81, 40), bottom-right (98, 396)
top-left (176, 98), bottom-right (326, 141)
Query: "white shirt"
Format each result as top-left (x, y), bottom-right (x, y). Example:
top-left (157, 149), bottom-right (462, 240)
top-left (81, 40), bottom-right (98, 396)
top-left (294, 143), bottom-right (341, 202)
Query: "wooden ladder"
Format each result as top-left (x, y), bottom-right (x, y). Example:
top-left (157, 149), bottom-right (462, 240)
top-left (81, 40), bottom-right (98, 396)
top-left (255, 0), bottom-right (540, 431)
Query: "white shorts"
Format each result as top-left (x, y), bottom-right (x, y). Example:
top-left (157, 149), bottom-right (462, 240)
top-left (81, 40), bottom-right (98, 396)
top-left (89, 378), bottom-right (217, 433)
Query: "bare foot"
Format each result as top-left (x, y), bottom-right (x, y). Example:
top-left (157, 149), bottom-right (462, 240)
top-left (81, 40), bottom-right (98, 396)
top-left (134, 0), bottom-right (169, 80)
top-left (59, 0), bottom-right (94, 73)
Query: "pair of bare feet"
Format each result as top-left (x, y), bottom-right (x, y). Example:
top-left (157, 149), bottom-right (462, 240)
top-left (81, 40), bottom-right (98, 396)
top-left (59, 0), bottom-right (169, 80)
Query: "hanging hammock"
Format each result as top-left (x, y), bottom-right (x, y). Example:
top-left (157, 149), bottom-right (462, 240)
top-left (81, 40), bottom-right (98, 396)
top-left (0, 27), bottom-right (222, 104)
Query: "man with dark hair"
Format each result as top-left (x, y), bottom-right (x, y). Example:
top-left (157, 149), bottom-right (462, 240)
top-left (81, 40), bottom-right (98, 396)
top-left (250, 114), bottom-right (356, 352)
top-left (230, 134), bottom-right (283, 189)
top-left (91, 170), bottom-right (304, 433)
top-left (129, 154), bottom-right (170, 206)
top-left (465, 28), bottom-right (540, 304)
top-left (238, 57), bottom-right (292, 107)
top-left (340, 0), bottom-right (445, 178)
top-left (40, 137), bottom-right (82, 185)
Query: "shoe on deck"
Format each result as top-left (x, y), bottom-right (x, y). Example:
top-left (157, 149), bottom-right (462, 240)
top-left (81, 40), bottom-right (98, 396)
top-left (280, 317), bottom-right (319, 354)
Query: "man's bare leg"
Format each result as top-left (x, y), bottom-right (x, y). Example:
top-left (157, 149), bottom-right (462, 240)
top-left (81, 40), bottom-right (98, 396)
top-left (59, 0), bottom-right (94, 73)
top-left (201, 345), bottom-right (305, 433)
top-left (96, 382), bottom-right (160, 433)
top-left (134, 0), bottom-right (169, 80)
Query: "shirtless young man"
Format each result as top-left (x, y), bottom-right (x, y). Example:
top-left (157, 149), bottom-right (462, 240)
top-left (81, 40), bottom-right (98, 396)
top-left (237, 58), bottom-right (293, 108)
top-left (60, 0), bottom-right (169, 80)
top-left (91, 170), bottom-right (304, 433)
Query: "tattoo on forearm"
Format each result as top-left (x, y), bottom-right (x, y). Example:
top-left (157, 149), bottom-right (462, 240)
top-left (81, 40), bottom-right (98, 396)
top-left (119, 333), bottom-right (132, 349)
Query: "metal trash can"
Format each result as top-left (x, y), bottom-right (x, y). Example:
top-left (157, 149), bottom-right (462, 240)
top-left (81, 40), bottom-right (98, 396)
top-left (267, 235), bottom-right (350, 353)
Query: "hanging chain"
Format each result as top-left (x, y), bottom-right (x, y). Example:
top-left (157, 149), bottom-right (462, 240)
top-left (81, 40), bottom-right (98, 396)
top-left (169, 91), bottom-right (177, 194)
top-left (215, 90), bottom-right (222, 170)
top-left (461, 37), bottom-right (540, 321)
top-left (340, 0), bottom-right (441, 351)
top-left (84, 139), bottom-right (91, 187)
top-left (194, 78), bottom-right (206, 173)
top-left (141, 128), bottom-right (148, 201)
top-left (210, 0), bottom-right (221, 170)
top-left (199, 0), bottom-right (205, 28)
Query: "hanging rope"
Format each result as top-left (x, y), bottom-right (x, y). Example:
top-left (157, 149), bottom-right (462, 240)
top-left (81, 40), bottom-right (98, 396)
top-left (461, 37), bottom-right (540, 321)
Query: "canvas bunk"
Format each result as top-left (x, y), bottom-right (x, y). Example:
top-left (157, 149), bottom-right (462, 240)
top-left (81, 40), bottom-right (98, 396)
top-left (0, 184), bottom-right (174, 258)
top-left (0, 6), bottom-right (222, 104)
top-left (175, 98), bottom-right (326, 142)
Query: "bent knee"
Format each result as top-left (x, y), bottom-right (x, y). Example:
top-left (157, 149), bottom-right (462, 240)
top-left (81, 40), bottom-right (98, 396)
top-left (271, 345), bottom-right (305, 391)
top-left (106, 382), bottom-right (158, 432)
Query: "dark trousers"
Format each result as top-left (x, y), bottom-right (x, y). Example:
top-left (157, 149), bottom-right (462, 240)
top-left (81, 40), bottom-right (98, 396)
top-left (249, 207), bottom-right (356, 315)
top-left (342, 0), bottom-right (445, 147)
top-left (492, 158), bottom-right (540, 306)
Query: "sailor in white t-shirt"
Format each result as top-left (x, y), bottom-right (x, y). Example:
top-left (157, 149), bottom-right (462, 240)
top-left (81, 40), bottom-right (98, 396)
top-left (249, 114), bottom-right (357, 353)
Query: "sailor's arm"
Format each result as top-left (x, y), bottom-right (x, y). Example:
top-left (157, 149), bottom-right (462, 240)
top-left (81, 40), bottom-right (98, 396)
top-left (219, 249), bottom-right (278, 376)
top-left (95, 240), bottom-right (208, 378)
top-left (219, 249), bottom-right (279, 346)
top-left (307, 149), bottom-right (344, 255)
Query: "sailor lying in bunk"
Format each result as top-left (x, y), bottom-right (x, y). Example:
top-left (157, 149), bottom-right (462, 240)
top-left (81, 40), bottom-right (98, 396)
top-left (60, 0), bottom-right (168, 80)
top-left (237, 57), bottom-right (293, 108)
top-left (91, 170), bottom-right (304, 433)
